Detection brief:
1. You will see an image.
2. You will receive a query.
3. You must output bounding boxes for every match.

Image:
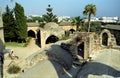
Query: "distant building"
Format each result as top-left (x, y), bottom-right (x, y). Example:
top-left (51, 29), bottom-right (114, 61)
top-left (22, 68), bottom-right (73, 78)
top-left (57, 16), bottom-right (71, 22)
top-left (26, 15), bottom-right (42, 19)
top-left (84, 17), bottom-right (99, 22)
top-left (117, 17), bottom-right (120, 23)
top-left (99, 17), bottom-right (118, 23)
top-left (84, 16), bottom-right (119, 23)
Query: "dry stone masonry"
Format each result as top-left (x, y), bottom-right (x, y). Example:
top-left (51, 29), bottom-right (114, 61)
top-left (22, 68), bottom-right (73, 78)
top-left (0, 7), bottom-right (4, 78)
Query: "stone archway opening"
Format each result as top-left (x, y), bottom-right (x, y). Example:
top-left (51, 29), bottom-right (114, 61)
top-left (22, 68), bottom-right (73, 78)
top-left (69, 29), bottom-right (75, 34)
top-left (102, 33), bottom-right (108, 46)
top-left (77, 42), bottom-right (84, 58)
top-left (46, 35), bottom-right (59, 44)
top-left (28, 30), bottom-right (35, 38)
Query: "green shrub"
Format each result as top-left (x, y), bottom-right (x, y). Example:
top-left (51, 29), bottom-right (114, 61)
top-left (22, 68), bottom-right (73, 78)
top-left (60, 34), bottom-right (69, 40)
top-left (5, 37), bottom-right (32, 47)
top-left (7, 65), bottom-right (21, 74)
top-left (23, 37), bottom-right (32, 47)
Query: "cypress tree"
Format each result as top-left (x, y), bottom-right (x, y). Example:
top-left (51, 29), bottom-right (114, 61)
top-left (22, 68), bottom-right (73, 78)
top-left (42, 4), bottom-right (58, 23)
top-left (14, 3), bottom-right (27, 42)
top-left (2, 5), bottom-right (16, 42)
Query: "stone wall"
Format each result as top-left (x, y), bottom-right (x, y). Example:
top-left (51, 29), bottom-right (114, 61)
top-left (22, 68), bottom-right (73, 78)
top-left (40, 22), bottom-right (64, 48)
top-left (0, 7), bottom-right (4, 78)
top-left (25, 40), bottom-right (73, 70)
top-left (60, 32), bottom-right (96, 60)
top-left (91, 29), bottom-right (117, 54)
top-left (73, 32), bottom-right (96, 59)
top-left (60, 25), bottom-right (76, 31)
top-left (0, 7), bottom-right (4, 52)
top-left (99, 29), bottom-right (117, 48)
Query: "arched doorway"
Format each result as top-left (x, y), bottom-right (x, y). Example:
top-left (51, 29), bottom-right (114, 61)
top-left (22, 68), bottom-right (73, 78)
top-left (28, 30), bottom-right (35, 38)
top-left (46, 35), bottom-right (59, 44)
top-left (65, 31), bottom-right (70, 37)
top-left (77, 42), bottom-right (84, 58)
top-left (69, 29), bottom-right (75, 34)
top-left (102, 33), bottom-right (108, 46)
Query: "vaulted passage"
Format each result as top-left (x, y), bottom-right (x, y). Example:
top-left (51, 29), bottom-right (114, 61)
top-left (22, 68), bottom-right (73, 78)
top-left (102, 33), bottom-right (108, 46)
top-left (46, 35), bottom-right (59, 44)
top-left (69, 29), bottom-right (75, 34)
top-left (28, 30), bottom-right (35, 38)
top-left (77, 42), bottom-right (84, 58)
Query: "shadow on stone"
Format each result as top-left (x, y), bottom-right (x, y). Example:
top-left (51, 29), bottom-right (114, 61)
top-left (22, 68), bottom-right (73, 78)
top-left (0, 38), bottom-right (4, 78)
top-left (77, 62), bottom-right (120, 78)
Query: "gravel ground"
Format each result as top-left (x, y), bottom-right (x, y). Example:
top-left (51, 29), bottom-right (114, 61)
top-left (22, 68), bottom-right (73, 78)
top-left (4, 38), bottom-right (41, 78)
top-left (5, 38), bottom-right (41, 59)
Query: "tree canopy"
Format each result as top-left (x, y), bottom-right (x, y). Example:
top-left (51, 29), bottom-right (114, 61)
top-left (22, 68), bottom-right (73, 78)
top-left (14, 2), bottom-right (27, 42)
top-left (42, 4), bottom-right (58, 23)
top-left (83, 4), bottom-right (97, 32)
top-left (3, 3), bottom-right (27, 42)
top-left (71, 16), bottom-right (83, 31)
top-left (2, 5), bottom-right (16, 41)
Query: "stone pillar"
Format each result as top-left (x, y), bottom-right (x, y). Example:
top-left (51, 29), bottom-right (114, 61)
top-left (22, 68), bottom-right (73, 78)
top-left (0, 7), bottom-right (4, 78)
top-left (40, 30), bottom-right (47, 48)
top-left (0, 7), bottom-right (4, 52)
top-left (84, 37), bottom-right (89, 60)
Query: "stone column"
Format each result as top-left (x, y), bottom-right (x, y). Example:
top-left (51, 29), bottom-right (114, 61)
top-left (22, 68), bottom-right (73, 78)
top-left (0, 7), bottom-right (4, 78)
top-left (40, 30), bottom-right (47, 48)
top-left (0, 7), bottom-right (4, 52)
top-left (84, 37), bottom-right (89, 60)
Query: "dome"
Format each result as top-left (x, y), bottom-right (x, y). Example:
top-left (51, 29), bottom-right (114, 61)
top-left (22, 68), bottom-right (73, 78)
top-left (44, 22), bottom-right (59, 30)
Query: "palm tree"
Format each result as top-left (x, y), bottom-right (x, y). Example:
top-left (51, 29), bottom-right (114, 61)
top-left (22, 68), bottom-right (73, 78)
top-left (71, 16), bottom-right (83, 31)
top-left (83, 4), bottom-right (96, 32)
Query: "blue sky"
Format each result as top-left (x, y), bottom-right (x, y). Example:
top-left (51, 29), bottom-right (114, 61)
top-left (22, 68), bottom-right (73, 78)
top-left (0, 0), bottom-right (120, 17)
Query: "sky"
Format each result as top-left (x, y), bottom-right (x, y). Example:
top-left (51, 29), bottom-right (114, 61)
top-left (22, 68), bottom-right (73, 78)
top-left (0, 0), bottom-right (120, 17)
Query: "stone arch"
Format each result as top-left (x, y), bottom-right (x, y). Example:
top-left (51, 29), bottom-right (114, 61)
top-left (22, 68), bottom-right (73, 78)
top-left (100, 29), bottom-right (116, 47)
top-left (102, 33), bottom-right (108, 46)
top-left (77, 42), bottom-right (84, 58)
top-left (69, 29), bottom-right (75, 34)
top-left (65, 31), bottom-right (70, 36)
top-left (28, 30), bottom-right (36, 38)
top-left (40, 22), bottom-right (64, 48)
top-left (46, 35), bottom-right (59, 44)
